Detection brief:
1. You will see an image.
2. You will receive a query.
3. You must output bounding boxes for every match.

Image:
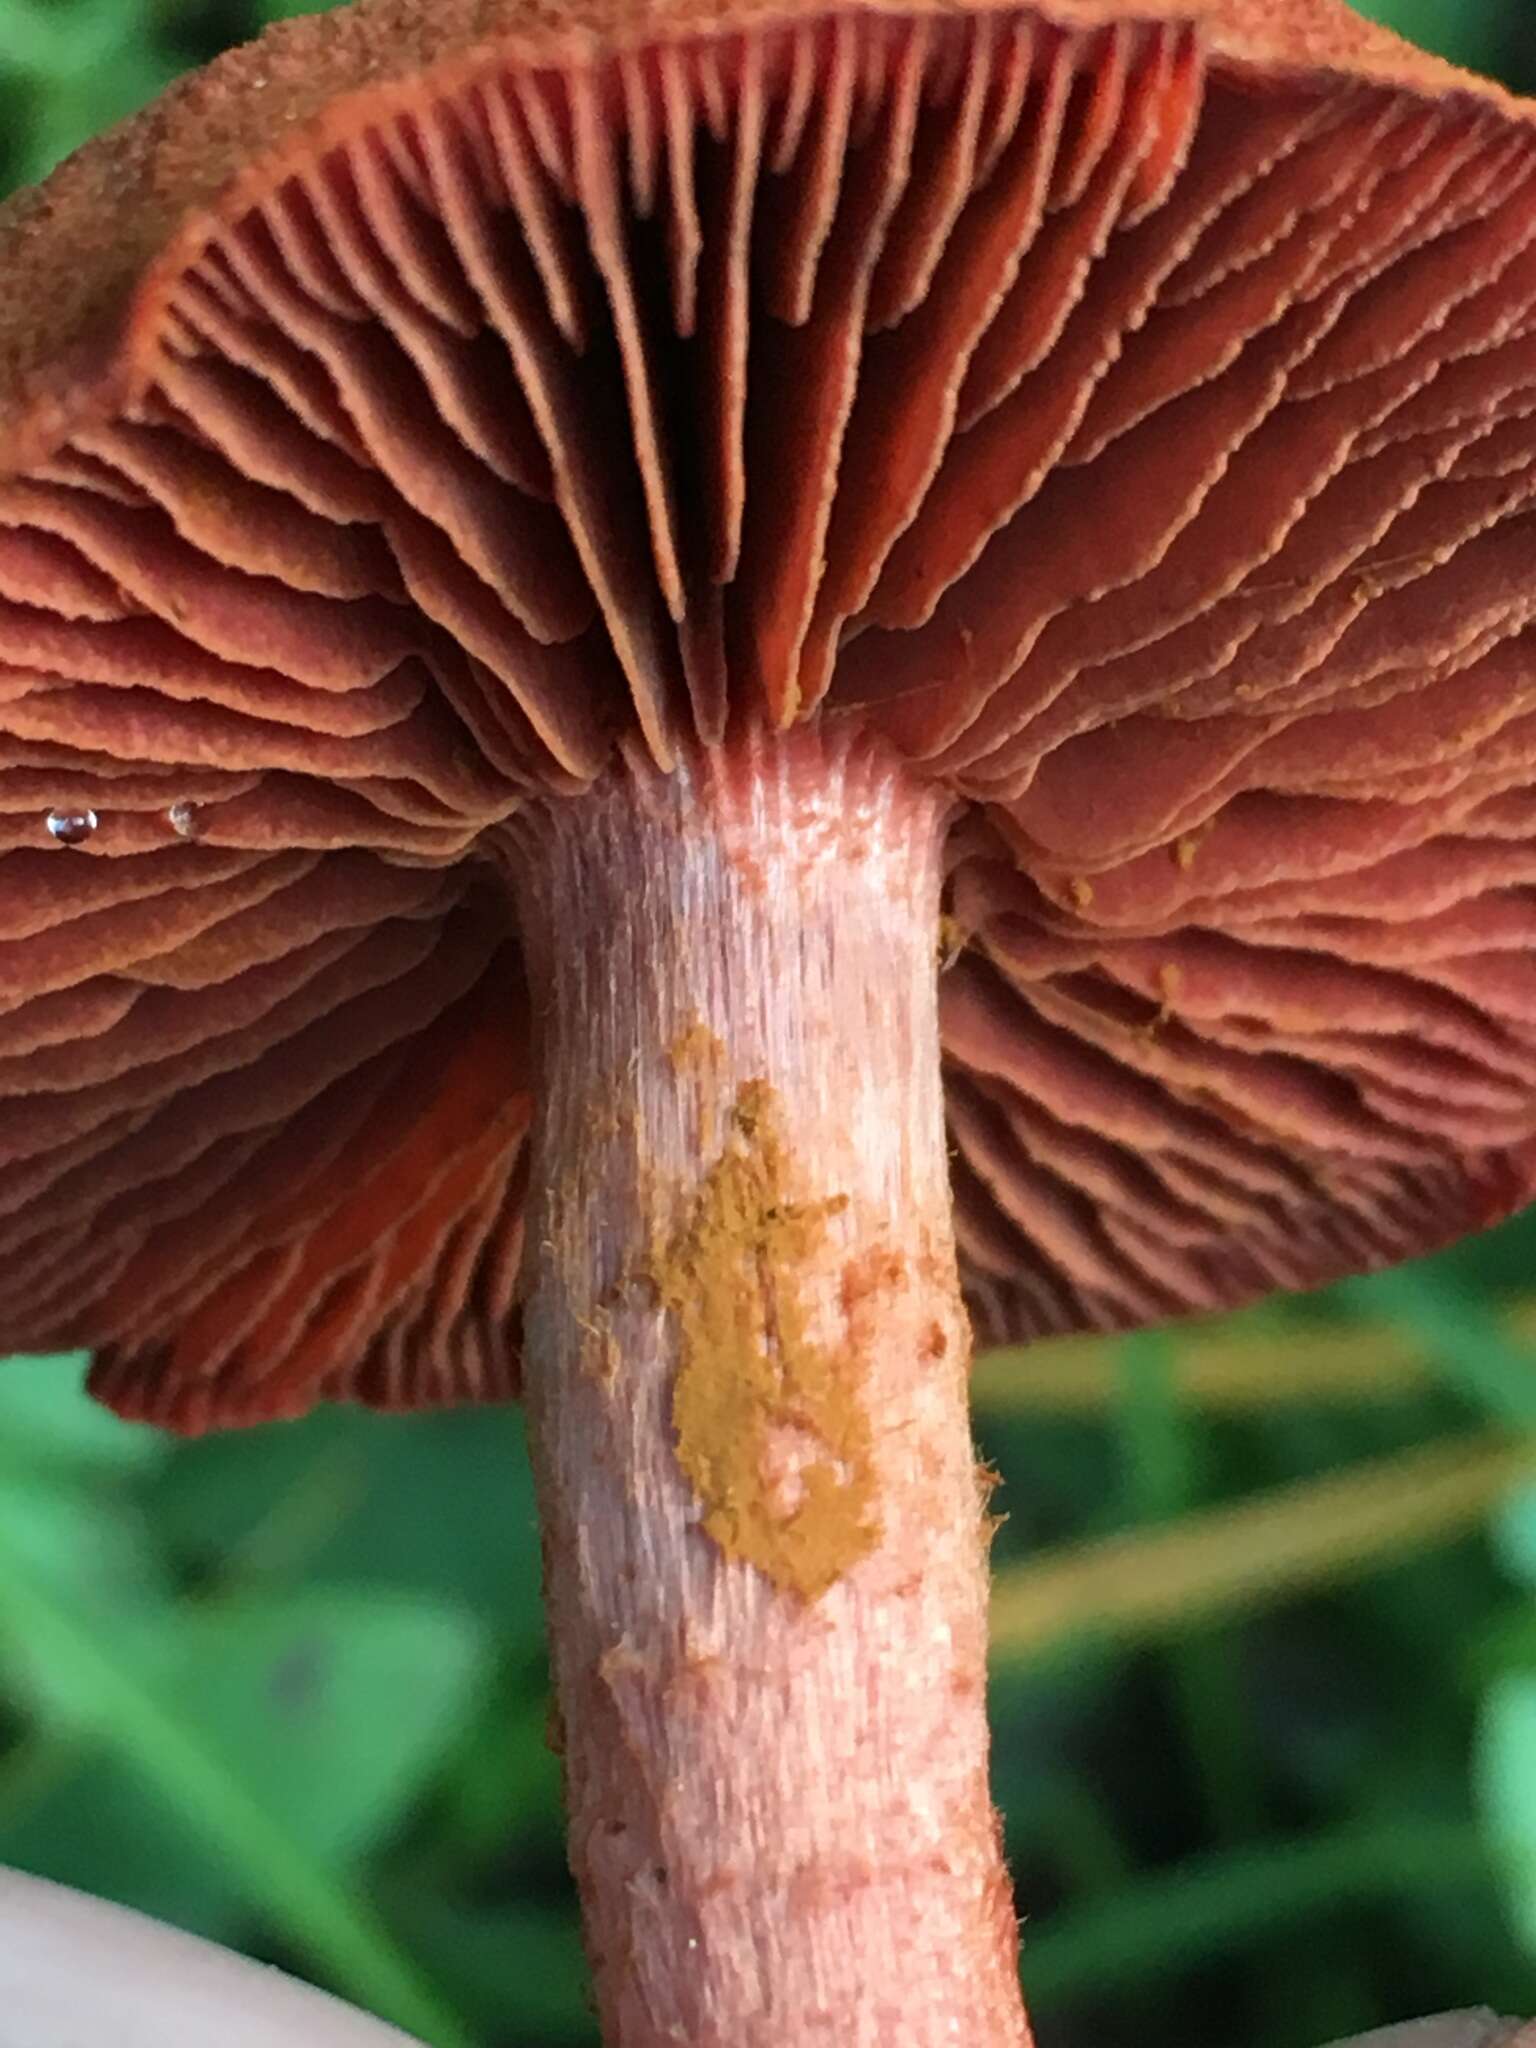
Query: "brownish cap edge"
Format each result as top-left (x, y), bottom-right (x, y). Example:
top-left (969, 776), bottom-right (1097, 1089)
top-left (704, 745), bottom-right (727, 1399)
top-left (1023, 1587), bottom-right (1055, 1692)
top-left (0, 0), bottom-right (1525, 481)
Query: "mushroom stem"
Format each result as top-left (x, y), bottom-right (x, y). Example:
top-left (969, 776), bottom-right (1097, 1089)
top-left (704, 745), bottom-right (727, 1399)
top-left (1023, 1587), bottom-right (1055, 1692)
top-left (512, 729), bottom-right (1028, 2048)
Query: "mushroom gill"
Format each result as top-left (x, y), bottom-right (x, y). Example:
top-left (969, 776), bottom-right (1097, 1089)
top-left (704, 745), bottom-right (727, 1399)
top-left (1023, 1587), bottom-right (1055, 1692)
top-left (0, 0), bottom-right (1531, 1432)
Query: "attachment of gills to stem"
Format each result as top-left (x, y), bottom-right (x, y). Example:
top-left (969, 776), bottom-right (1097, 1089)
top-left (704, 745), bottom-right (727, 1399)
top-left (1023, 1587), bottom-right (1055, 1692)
top-left (3, 3), bottom-right (1536, 2044)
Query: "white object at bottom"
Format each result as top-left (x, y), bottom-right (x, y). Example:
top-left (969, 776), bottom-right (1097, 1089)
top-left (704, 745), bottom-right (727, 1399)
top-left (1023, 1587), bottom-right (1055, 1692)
top-left (0, 1867), bottom-right (425, 2048)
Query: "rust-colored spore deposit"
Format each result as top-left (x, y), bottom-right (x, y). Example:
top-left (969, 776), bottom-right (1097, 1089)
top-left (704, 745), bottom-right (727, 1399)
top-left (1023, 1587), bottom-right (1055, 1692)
top-left (653, 1077), bottom-right (877, 1601)
top-left (0, 0), bottom-right (1534, 1437)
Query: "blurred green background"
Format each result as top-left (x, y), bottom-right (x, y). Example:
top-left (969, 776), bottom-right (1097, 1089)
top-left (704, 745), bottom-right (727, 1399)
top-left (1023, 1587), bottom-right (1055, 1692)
top-left (2, 2), bottom-right (1536, 2044)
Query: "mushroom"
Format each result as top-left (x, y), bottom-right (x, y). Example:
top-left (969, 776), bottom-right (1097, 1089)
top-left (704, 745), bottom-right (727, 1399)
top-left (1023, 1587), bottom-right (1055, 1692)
top-left (1, 0), bottom-right (1534, 2042)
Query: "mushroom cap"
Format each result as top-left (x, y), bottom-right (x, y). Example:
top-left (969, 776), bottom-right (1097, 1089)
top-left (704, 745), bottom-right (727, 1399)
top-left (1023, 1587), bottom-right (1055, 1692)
top-left (1, 0), bottom-right (1534, 1430)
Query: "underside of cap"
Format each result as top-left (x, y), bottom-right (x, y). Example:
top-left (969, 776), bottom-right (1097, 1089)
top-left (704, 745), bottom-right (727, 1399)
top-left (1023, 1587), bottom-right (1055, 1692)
top-left (0, 0), bottom-right (1511, 473)
top-left (0, 0), bottom-right (1534, 1428)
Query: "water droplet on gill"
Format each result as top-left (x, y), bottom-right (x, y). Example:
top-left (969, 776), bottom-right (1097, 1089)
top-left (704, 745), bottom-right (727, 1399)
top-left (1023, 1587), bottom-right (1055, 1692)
top-left (46, 807), bottom-right (98, 847)
top-left (167, 800), bottom-right (202, 840)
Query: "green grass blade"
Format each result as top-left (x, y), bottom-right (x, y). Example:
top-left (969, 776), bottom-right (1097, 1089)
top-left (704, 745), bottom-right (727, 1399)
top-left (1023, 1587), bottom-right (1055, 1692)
top-left (1024, 1820), bottom-right (1492, 1999)
top-left (1342, 1272), bottom-right (1536, 1432)
top-left (0, 1532), bottom-right (470, 2048)
top-left (992, 1434), bottom-right (1535, 1657)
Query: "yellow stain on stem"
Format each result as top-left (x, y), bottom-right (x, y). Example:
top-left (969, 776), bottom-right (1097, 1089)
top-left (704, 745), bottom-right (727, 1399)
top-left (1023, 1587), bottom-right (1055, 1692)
top-left (651, 1079), bottom-right (879, 1601)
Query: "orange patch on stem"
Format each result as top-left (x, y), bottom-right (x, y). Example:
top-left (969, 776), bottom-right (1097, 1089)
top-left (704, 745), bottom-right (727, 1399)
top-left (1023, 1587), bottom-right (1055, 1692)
top-left (652, 1078), bottom-right (879, 1601)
